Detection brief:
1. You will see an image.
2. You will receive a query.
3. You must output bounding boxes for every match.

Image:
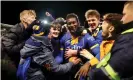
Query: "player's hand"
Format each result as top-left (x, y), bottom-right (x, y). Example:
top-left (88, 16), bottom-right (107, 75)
top-left (75, 62), bottom-right (91, 79)
top-left (65, 49), bottom-right (77, 59)
top-left (69, 57), bottom-right (81, 65)
top-left (80, 49), bottom-right (94, 60)
top-left (45, 12), bottom-right (51, 16)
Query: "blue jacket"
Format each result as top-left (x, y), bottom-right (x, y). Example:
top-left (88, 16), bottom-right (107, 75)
top-left (88, 25), bottom-right (103, 45)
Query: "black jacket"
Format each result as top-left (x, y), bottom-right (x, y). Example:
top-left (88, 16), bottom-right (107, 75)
top-left (109, 21), bottom-right (133, 78)
top-left (88, 21), bottom-right (133, 80)
top-left (2, 23), bottom-right (32, 67)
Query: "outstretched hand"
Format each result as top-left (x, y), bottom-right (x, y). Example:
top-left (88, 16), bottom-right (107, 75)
top-left (75, 62), bottom-right (91, 79)
top-left (45, 12), bottom-right (51, 16)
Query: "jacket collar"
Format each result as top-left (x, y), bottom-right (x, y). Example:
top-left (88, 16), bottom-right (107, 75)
top-left (116, 21), bottom-right (133, 34)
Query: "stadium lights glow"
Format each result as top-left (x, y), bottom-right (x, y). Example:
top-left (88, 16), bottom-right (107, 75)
top-left (43, 20), bottom-right (48, 24)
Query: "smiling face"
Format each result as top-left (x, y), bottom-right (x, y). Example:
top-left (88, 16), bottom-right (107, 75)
top-left (67, 17), bottom-right (78, 33)
top-left (85, 10), bottom-right (100, 31)
top-left (50, 27), bottom-right (60, 38)
top-left (49, 23), bottom-right (61, 38)
top-left (86, 15), bottom-right (100, 30)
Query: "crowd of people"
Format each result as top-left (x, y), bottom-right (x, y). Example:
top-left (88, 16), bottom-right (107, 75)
top-left (1, 1), bottom-right (133, 80)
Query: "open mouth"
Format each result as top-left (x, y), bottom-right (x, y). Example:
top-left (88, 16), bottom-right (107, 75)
top-left (53, 32), bottom-right (59, 36)
top-left (90, 23), bottom-right (96, 29)
top-left (90, 23), bottom-right (96, 27)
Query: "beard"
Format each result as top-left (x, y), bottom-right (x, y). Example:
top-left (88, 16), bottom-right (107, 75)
top-left (102, 32), bottom-right (110, 40)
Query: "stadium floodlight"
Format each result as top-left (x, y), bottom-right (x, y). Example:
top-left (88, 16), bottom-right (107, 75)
top-left (42, 20), bottom-right (48, 24)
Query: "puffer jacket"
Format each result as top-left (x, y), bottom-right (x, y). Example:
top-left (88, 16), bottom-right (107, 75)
top-left (20, 35), bottom-right (74, 80)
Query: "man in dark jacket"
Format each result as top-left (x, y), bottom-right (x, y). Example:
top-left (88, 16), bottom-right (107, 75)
top-left (2, 10), bottom-right (37, 67)
top-left (1, 9), bottom-right (38, 80)
top-left (88, 1), bottom-right (133, 80)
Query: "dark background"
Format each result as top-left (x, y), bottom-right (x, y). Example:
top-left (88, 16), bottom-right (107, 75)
top-left (1, 1), bottom-right (126, 25)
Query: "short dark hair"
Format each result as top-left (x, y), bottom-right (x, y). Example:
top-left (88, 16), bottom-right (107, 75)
top-left (66, 13), bottom-right (80, 25)
top-left (55, 17), bottom-right (66, 26)
top-left (50, 21), bottom-right (61, 29)
top-left (103, 13), bottom-right (122, 28)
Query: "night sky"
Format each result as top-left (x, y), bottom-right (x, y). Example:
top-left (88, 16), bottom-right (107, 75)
top-left (1, 1), bottom-right (126, 25)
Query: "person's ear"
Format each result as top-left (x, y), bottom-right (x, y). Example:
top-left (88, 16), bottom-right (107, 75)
top-left (109, 26), bottom-right (114, 32)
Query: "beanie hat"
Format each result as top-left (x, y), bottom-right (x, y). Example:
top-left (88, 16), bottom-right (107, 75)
top-left (32, 24), bottom-right (45, 36)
